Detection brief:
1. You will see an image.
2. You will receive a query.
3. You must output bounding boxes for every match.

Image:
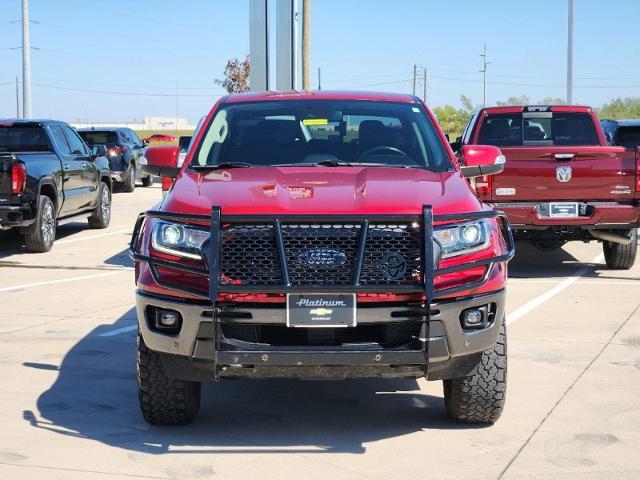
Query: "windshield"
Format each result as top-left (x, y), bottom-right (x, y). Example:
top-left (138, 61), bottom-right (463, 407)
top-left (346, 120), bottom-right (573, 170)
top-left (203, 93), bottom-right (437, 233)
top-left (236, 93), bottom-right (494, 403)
top-left (78, 131), bottom-right (119, 146)
top-left (191, 100), bottom-right (451, 171)
top-left (478, 112), bottom-right (599, 147)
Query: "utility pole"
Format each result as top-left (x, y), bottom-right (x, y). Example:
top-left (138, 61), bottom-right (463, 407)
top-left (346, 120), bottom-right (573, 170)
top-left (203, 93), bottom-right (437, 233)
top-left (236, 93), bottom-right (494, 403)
top-left (302, 0), bottom-right (311, 90)
top-left (566, 0), bottom-right (574, 104)
top-left (412, 64), bottom-right (417, 95)
top-left (422, 67), bottom-right (427, 101)
top-left (22, 0), bottom-right (32, 118)
top-left (317, 67), bottom-right (321, 90)
top-left (15, 76), bottom-right (20, 118)
top-left (479, 43), bottom-right (490, 107)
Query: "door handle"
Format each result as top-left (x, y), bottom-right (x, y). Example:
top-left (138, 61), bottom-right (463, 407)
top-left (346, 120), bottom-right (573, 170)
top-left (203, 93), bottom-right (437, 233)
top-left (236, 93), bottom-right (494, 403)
top-left (64, 163), bottom-right (70, 170)
top-left (81, 162), bottom-right (87, 168)
top-left (554, 153), bottom-right (575, 161)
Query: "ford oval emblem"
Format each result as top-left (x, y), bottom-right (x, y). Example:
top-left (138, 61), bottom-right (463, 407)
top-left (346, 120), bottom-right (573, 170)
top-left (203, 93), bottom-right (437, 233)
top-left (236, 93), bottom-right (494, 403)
top-left (298, 248), bottom-right (347, 269)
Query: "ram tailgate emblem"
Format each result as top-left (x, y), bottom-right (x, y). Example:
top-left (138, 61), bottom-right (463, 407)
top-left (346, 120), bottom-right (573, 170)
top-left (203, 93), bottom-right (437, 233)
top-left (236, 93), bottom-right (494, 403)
top-left (556, 166), bottom-right (572, 183)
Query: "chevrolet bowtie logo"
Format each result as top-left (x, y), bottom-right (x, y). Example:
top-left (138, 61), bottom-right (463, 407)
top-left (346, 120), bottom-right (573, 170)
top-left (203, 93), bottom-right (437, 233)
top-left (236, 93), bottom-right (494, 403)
top-left (309, 308), bottom-right (333, 316)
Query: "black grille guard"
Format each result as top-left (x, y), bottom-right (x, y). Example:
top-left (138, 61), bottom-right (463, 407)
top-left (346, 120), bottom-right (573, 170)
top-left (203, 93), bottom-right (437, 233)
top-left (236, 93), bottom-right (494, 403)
top-left (129, 206), bottom-right (515, 303)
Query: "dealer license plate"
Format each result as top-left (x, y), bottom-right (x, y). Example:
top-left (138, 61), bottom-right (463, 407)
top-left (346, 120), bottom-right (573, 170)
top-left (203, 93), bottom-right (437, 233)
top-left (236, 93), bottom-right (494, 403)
top-left (286, 293), bottom-right (356, 328)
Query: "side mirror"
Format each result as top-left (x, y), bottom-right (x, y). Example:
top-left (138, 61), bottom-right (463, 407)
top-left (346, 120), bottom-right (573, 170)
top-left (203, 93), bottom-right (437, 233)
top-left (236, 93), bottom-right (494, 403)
top-left (141, 146), bottom-right (180, 178)
top-left (141, 139), bottom-right (149, 147)
top-left (460, 145), bottom-right (505, 178)
top-left (91, 145), bottom-right (106, 158)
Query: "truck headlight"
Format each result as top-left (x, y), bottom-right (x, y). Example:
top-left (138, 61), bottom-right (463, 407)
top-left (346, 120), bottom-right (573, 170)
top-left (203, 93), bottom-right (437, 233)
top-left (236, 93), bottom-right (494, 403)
top-left (151, 221), bottom-right (209, 260)
top-left (434, 220), bottom-right (489, 258)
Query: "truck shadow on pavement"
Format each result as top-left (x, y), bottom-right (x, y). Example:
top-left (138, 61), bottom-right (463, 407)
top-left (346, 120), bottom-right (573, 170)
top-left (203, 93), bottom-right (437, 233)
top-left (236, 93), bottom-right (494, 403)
top-left (25, 309), bottom-right (482, 455)
top-left (0, 222), bottom-right (93, 258)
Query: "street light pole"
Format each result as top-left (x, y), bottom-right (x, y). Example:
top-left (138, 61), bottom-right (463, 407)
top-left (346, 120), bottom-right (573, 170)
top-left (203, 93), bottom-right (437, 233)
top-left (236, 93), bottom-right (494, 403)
top-left (567, 0), bottom-right (574, 104)
top-left (301, 0), bottom-right (311, 90)
top-left (22, 0), bottom-right (32, 118)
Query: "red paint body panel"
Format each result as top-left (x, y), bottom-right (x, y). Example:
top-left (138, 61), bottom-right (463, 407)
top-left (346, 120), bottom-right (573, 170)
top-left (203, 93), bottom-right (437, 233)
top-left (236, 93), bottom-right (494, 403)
top-left (469, 106), bottom-right (640, 227)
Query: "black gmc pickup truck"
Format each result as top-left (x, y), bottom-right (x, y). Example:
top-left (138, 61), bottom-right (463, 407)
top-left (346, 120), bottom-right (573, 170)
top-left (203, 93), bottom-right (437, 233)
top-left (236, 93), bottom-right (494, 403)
top-left (0, 120), bottom-right (112, 252)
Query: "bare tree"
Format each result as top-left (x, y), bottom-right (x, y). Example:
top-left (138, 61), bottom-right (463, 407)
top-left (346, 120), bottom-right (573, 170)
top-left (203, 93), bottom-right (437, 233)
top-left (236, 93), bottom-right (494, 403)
top-left (215, 56), bottom-right (250, 94)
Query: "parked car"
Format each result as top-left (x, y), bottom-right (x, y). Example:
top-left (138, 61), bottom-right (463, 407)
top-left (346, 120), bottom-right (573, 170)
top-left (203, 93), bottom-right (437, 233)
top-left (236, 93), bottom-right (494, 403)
top-left (130, 91), bottom-right (515, 426)
top-left (177, 135), bottom-right (191, 167)
top-left (141, 133), bottom-right (176, 143)
top-left (457, 105), bottom-right (639, 269)
top-left (78, 127), bottom-right (153, 191)
top-left (0, 119), bottom-right (111, 252)
top-left (601, 119), bottom-right (640, 148)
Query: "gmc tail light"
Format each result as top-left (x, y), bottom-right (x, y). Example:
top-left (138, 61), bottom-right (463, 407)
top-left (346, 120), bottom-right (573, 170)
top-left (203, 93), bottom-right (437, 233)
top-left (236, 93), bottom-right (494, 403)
top-left (11, 163), bottom-right (27, 194)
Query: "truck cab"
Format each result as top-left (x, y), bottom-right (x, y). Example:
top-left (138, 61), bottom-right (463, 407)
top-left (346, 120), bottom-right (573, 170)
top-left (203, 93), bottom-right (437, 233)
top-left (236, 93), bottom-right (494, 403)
top-left (130, 91), bottom-right (514, 426)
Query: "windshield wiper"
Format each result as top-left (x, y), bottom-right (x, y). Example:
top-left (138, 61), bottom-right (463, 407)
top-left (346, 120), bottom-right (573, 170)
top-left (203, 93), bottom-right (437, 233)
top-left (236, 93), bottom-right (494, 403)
top-left (313, 159), bottom-right (354, 167)
top-left (190, 162), bottom-right (254, 171)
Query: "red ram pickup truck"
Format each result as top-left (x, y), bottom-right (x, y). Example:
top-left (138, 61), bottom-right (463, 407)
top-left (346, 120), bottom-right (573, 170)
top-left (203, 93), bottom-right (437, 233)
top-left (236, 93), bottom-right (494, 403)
top-left (131, 91), bottom-right (514, 426)
top-left (456, 105), bottom-right (639, 269)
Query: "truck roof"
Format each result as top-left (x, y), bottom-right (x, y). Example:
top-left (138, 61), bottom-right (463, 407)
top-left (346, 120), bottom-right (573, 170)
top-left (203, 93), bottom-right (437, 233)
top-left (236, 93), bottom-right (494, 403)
top-left (600, 119), bottom-right (640, 127)
top-left (0, 119), bottom-right (67, 127)
top-left (221, 90), bottom-right (419, 104)
top-left (481, 105), bottom-right (593, 114)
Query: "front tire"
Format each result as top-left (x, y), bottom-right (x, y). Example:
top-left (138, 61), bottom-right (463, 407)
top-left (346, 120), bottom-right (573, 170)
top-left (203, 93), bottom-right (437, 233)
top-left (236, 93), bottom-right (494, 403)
top-left (122, 162), bottom-right (136, 193)
top-left (137, 334), bottom-right (201, 425)
top-left (443, 321), bottom-right (507, 424)
top-left (603, 229), bottom-right (637, 270)
top-left (24, 195), bottom-right (56, 253)
top-left (88, 182), bottom-right (111, 229)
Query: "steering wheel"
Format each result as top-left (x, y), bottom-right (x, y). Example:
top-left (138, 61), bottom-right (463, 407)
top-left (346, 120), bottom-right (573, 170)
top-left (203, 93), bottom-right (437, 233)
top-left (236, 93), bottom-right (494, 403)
top-left (360, 145), bottom-right (408, 157)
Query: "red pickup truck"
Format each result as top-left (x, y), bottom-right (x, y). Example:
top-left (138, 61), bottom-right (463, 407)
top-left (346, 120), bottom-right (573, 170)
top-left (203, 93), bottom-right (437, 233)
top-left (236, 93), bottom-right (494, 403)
top-left (457, 105), bottom-right (639, 269)
top-left (130, 91), bottom-right (514, 426)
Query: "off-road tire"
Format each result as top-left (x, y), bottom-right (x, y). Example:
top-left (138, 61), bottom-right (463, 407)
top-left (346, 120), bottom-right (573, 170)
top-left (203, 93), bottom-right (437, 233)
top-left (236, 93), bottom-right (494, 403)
top-left (137, 334), bottom-right (201, 425)
top-left (122, 162), bottom-right (136, 192)
top-left (24, 195), bottom-right (56, 253)
top-left (88, 182), bottom-right (111, 229)
top-left (141, 175), bottom-right (154, 187)
top-left (443, 321), bottom-right (507, 424)
top-left (603, 229), bottom-right (637, 270)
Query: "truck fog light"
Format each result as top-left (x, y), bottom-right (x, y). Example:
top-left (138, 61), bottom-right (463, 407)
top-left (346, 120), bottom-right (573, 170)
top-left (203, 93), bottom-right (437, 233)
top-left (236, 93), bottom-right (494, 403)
top-left (461, 306), bottom-right (487, 329)
top-left (158, 311), bottom-right (179, 327)
top-left (150, 308), bottom-right (182, 333)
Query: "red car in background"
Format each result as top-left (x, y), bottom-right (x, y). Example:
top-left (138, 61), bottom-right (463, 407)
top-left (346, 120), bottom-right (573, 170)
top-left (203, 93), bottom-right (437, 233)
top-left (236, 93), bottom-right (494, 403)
top-left (142, 133), bottom-right (177, 143)
top-left (457, 105), bottom-right (639, 269)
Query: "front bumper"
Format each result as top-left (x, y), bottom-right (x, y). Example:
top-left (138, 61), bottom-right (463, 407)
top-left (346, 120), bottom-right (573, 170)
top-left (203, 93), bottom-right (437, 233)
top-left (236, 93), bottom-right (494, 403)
top-left (136, 289), bottom-right (506, 381)
top-left (0, 204), bottom-right (34, 230)
top-left (493, 201), bottom-right (640, 229)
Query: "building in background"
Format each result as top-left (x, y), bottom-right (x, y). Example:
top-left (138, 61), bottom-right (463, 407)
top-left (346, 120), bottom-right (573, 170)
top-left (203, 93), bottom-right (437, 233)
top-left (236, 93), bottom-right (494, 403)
top-left (70, 116), bottom-right (195, 131)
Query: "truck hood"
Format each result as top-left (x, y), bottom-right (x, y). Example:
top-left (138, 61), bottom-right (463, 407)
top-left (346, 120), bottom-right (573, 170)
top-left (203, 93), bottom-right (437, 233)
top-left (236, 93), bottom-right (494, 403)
top-left (162, 166), bottom-right (480, 216)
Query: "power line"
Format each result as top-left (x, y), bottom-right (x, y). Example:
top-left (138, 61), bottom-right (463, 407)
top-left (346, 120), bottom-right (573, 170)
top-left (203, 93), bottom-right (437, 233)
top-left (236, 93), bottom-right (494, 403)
top-left (31, 83), bottom-right (224, 98)
top-left (480, 43), bottom-right (490, 107)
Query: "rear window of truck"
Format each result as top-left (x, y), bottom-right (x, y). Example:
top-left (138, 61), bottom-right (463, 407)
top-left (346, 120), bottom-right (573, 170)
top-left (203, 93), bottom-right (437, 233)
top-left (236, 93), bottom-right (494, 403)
top-left (616, 126), bottom-right (640, 148)
top-left (0, 126), bottom-right (51, 152)
top-left (78, 131), bottom-right (119, 146)
top-left (477, 112), bottom-right (599, 146)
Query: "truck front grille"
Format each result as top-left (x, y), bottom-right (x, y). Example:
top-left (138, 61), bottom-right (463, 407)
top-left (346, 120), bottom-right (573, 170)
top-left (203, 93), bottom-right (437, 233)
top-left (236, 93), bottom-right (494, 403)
top-left (220, 222), bottom-right (422, 287)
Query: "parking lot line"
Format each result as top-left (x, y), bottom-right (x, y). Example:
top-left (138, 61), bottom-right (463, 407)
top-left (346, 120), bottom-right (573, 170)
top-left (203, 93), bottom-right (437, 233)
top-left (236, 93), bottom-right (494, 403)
top-left (98, 324), bottom-right (138, 337)
top-left (506, 253), bottom-right (604, 325)
top-left (0, 269), bottom-right (132, 293)
top-left (55, 228), bottom-right (132, 246)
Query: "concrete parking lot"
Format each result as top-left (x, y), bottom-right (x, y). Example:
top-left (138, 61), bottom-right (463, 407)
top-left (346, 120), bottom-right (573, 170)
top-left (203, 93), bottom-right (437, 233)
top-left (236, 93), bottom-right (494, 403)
top-left (0, 186), bottom-right (639, 480)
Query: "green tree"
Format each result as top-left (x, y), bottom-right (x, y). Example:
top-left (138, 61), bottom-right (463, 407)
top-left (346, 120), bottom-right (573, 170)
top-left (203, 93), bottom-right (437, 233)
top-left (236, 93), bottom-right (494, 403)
top-left (539, 97), bottom-right (567, 105)
top-left (432, 96), bottom-right (477, 139)
top-left (496, 95), bottom-right (530, 106)
top-left (598, 97), bottom-right (640, 119)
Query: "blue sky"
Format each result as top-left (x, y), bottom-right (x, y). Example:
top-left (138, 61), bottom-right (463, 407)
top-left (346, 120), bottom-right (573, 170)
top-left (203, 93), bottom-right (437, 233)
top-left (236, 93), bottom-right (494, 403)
top-left (0, 0), bottom-right (638, 123)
